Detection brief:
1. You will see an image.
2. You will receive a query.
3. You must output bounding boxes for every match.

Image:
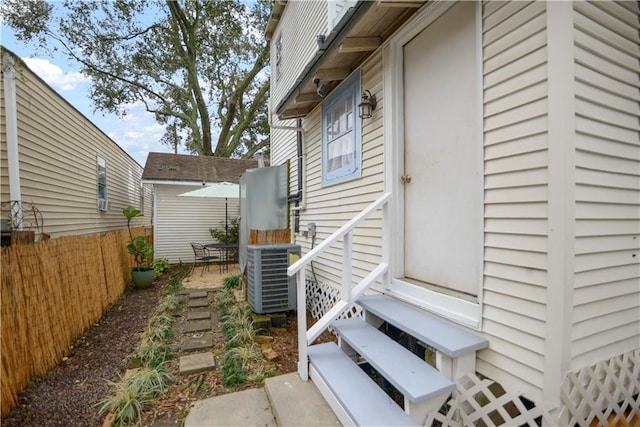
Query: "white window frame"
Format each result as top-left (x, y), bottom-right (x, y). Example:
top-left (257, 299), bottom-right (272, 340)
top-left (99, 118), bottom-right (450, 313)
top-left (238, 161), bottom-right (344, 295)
top-left (275, 33), bottom-right (283, 82)
top-left (97, 155), bottom-right (107, 200)
top-left (321, 71), bottom-right (361, 186)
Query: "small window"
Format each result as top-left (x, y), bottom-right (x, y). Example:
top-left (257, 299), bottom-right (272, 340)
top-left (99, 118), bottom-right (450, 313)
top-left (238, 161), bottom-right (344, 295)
top-left (275, 33), bottom-right (282, 82)
top-left (97, 155), bottom-right (107, 199)
top-left (322, 71), bottom-right (361, 186)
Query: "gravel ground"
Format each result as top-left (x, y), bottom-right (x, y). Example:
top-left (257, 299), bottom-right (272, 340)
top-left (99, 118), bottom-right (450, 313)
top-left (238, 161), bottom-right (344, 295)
top-left (1, 279), bottom-right (164, 427)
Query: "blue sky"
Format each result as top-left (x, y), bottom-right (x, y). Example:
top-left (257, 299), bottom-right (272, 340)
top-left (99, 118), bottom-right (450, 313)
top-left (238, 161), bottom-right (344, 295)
top-left (2, 21), bottom-right (182, 167)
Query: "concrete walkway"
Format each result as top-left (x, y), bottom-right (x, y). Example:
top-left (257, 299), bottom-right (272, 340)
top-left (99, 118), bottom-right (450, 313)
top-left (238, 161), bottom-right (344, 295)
top-left (184, 372), bottom-right (340, 427)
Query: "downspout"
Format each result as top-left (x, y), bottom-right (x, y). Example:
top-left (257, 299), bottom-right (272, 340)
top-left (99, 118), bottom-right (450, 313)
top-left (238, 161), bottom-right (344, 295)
top-left (2, 52), bottom-right (23, 229)
top-left (289, 119), bottom-right (304, 233)
top-left (287, 118), bottom-right (304, 233)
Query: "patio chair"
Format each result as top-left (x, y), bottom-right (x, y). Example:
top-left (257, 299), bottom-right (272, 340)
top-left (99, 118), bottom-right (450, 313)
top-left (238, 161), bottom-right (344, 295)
top-left (190, 242), bottom-right (220, 275)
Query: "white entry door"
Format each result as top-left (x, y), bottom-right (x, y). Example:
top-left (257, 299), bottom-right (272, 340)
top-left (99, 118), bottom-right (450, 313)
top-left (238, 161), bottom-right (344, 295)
top-left (401, 1), bottom-right (482, 298)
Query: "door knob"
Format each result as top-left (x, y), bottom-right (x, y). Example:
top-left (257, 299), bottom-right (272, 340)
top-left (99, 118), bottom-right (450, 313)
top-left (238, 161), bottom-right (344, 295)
top-left (401, 174), bottom-right (412, 184)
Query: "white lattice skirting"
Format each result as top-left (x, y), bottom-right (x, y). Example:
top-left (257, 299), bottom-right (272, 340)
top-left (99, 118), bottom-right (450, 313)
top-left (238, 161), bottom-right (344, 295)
top-left (426, 374), bottom-right (555, 427)
top-left (560, 350), bottom-right (640, 427)
top-left (306, 279), bottom-right (362, 320)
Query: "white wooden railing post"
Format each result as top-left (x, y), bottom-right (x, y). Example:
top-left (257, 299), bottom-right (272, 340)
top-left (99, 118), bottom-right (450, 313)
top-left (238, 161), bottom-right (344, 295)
top-left (342, 231), bottom-right (352, 301)
top-left (297, 269), bottom-right (308, 381)
top-left (382, 198), bottom-right (391, 290)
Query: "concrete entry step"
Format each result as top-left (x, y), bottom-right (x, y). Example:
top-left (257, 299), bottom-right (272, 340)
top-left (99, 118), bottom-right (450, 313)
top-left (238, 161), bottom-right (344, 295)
top-left (265, 372), bottom-right (340, 427)
top-left (185, 388), bottom-right (276, 427)
top-left (179, 352), bottom-right (216, 375)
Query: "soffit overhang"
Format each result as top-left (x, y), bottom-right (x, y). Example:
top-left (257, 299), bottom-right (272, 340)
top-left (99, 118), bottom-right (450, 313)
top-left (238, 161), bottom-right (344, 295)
top-left (274, 0), bottom-right (427, 120)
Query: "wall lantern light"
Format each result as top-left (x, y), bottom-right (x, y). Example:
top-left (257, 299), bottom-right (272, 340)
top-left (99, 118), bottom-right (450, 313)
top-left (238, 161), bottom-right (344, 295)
top-left (358, 90), bottom-right (377, 119)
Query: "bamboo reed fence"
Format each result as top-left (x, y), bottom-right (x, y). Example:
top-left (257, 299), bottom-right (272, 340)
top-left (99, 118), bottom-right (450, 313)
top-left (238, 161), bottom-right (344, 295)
top-left (1, 227), bottom-right (149, 416)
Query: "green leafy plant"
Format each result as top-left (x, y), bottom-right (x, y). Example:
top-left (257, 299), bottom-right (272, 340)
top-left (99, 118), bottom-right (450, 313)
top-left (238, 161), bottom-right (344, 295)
top-left (147, 315), bottom-right (175, 342)
top-left (151, 258), bottom-right (171, 276)
top-left (156, 293), bottom-right (183, 316)
top-left (216, 289), bottom-right (237, 311)
top-left (96, 380), bottom-right (149, 426)
top-left (126, 365), bottom-right (173, 398)
top-left (209, 217), bottom-right (239, 245)
top-left (136, 338), bottom-right (172, 369)
top-left (222, 356), bottom-right (247, 387)
top-left (122, 205), bottom-right (153, 270)
top-left (223, 274), bottom-right (241, 290)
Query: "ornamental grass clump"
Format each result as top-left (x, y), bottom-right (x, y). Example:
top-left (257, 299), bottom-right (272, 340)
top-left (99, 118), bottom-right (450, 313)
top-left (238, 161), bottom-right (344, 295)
top-left (217, 283), bottom-right (272, 387)
top-left (96, 265), bottom-right (188, 424)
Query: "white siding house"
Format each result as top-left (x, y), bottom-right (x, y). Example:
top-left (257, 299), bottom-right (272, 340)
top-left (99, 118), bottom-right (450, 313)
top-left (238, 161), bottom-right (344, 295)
top-left (141, 153), bottom-right (261, 264)
top-left (0, 47), bottom-right (151, 239)
top-left (267, 1), bottom-right (639, 424)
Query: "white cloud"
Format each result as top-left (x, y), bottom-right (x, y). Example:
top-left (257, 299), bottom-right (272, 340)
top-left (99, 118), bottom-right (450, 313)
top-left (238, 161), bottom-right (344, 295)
top-left (22, 57), bottom-right (90, 91)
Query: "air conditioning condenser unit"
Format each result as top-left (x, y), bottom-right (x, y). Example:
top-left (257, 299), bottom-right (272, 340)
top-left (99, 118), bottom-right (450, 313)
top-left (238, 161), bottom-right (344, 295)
top-left (247, 244), bottom-right (300, 314)
top-left (98, 199), bottom-right (111, 211)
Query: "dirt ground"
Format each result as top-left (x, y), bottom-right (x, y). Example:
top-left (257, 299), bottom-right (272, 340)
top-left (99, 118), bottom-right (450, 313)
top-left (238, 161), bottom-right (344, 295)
top-left (1, 263), bottom-right (320, 426)
top-left (181, 263), bottom-right (242, 289)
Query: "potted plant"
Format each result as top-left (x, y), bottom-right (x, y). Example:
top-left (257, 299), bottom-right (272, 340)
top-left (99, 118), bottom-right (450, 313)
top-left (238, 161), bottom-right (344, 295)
top-left (123, 205), bottom-right (154, 289)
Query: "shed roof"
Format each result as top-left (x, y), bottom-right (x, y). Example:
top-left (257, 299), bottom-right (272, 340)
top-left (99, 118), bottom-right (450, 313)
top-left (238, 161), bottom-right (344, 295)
top-left (142, 152), bottom-right (264, 184)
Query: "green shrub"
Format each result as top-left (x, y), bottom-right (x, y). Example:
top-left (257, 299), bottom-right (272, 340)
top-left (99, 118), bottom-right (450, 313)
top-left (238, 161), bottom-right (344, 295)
top-left (96, 380), bottom-right (150, 426)
top-left (151, 258), bottom-right (171, 276)
top-left (223, 274), bottom-right (241, 290)
top-left (209, 217), bottom-right (239, 245)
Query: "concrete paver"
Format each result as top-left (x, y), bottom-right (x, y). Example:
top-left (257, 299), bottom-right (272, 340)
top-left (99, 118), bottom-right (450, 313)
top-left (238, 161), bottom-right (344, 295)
top-left (188, 291), bottom-right (208, 299)
top-left (187, 310), bottom-right (211, 321)
top-left (185, 388), bottom-right (276, 427)
top-left (179, 352), bottom-right (216, 375)
top-left (187, 298), bottom-right (209, 308)
top-left (182, 334), bottom-right (213, 351)
top-left (185, 320), bottom-right (212, 332)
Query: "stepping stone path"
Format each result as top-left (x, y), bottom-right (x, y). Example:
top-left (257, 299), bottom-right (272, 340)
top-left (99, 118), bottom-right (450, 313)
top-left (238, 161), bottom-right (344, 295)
top-left (179, 290), bottom-right (216, 375)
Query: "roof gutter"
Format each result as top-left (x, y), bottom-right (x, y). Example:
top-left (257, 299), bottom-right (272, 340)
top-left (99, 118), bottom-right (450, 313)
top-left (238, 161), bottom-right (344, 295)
top-left (2, 51), bottom-right (23, 228)
top-left (275, 0), bottom-right (374, 117)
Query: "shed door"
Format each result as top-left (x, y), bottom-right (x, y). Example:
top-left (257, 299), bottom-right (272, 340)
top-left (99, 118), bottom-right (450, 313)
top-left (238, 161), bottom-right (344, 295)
top-left (402, 1), bottom-right (481, 297)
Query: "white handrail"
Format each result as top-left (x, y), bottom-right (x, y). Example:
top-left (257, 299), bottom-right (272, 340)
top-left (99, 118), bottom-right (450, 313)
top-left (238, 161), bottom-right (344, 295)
top-left (288, 192), bottom-right (391, 275)
top-left (290, 192), bottom-right (391, 381)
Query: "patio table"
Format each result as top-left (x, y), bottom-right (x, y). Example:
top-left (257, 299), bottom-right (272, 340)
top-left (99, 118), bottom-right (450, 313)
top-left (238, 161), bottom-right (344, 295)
top-left (204, 243), bottom-right (239, 272)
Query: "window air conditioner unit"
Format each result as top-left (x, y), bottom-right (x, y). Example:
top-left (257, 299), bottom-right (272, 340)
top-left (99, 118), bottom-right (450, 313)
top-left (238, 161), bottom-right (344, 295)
top-left (98, 198), bottom-right (110, 211)
top-left (247, 244), bottom-right (300, 314)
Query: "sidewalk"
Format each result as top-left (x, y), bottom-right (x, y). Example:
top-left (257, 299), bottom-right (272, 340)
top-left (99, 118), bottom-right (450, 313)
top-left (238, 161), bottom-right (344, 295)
top-left (184, 372), bottom-right (340, 427)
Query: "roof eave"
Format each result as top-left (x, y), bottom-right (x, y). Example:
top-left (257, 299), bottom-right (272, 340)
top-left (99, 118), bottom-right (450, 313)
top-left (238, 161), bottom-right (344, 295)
top-left (274, 0), bottom-right (373, 118)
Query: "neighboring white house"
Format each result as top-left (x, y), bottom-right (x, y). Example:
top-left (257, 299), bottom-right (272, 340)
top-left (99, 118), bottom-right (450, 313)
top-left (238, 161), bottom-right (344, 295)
top-left (141, 152), bottom-right (262, 264)
top-left (0, 47), bottom-right (151, 240)
top-left (267, 1), bottom-right (639, 424)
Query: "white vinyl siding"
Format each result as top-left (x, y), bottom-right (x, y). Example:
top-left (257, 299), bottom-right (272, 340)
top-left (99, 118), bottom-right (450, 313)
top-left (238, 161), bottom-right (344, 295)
top-left (271, 1), bottom-right (328, 108)
top-left (480, 0), bottom-right (549, 399)
top-left (0, 54), bottom-right (149, 237)
top-left (153, 184), bottom-right (240, 264)
top-left (570, 0), bottom-right (640, 368)
top-left (280, 53), bottom-right (385, 291)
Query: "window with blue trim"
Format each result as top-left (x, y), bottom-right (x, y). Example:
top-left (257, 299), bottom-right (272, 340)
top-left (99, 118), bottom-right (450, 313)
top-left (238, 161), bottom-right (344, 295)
top-left (322, 71), bottom-right (361, 186)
